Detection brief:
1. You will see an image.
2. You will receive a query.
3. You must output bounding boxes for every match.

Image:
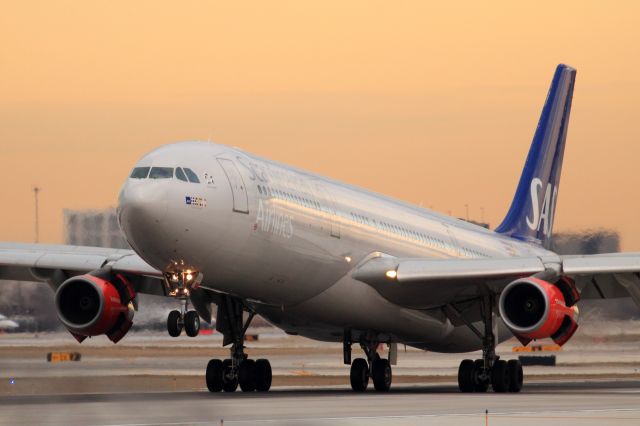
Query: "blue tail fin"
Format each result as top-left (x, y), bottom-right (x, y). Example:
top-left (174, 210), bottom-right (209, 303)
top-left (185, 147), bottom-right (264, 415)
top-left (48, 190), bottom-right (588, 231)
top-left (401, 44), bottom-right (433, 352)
top-left (495, 64), bottom-right (576, 248)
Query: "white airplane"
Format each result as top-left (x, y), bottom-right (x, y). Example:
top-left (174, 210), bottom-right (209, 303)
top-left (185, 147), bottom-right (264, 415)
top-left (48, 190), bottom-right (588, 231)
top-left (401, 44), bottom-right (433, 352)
top-left (0, 314), bottom-right (19, 331)
top-left (1, 64), bottom-right (640, 394)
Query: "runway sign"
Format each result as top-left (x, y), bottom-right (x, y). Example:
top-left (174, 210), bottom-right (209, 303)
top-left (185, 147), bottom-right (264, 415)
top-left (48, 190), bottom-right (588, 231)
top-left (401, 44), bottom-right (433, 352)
top-left (518, 355), bottom-right (556, 366)
top-left (47, 352), bottom-right (81, 363)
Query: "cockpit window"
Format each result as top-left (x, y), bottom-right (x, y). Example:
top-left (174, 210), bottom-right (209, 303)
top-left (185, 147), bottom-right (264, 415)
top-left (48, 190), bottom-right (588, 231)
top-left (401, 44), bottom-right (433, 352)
top-left (149, 167), bottom-right (174, 179)
top-left (175, 167), bottom-right (188, 182)
top-left (130, 167), bottom-right (150, 179)
top-left (183, 168), bottom-right (200, 183)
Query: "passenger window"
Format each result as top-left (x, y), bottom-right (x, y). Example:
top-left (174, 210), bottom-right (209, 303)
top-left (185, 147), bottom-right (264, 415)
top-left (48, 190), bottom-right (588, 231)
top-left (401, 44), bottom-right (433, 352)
top-left (175, 167), bottom-right (188, 182)
top-left (130, 167), bottom-right (150, 179)
top-left (149, 167), bottom-right (174, 179)
top-left (183, 168), bottom-right (200, 183)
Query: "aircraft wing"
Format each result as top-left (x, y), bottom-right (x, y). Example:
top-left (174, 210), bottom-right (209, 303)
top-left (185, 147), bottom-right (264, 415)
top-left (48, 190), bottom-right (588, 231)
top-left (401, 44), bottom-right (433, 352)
top-left (352, 253), bottom-right (640, 310)
top-left (0, 242), bottom-right (166, 296)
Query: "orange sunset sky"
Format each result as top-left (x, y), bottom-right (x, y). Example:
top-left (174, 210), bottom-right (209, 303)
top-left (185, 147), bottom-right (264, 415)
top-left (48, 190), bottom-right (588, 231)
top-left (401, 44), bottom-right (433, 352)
top-left (1, 1), bottom-right (639, 249)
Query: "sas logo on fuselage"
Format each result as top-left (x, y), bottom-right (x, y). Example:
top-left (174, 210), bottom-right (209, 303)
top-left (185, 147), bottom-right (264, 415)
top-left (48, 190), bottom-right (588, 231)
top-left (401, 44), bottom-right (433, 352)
top-left (525, 177), bottom-right (557, 238)
top-left (185, 195), bottom-right (207, 208)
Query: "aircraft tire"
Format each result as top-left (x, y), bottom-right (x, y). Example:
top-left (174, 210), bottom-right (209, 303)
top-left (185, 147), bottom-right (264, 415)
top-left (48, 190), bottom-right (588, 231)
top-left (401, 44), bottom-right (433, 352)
top-left (507, 359), bottom-right (523, 393)
top-left (372, 358), bottom-right (392, 392)
top-left (255, 359), bottom-right (272, 392)
top-left (350, 358), bottom-right (369, 392)
top-left (206, 359), bottom-right (223, 392)
top-left (167, 310), bottom-right (182, 337)
top-left (473, 359), bottom-right (489, 392)
top-left (491, 360), bottom-right (510, 393)
top-left (238, 359), bottom-right (257, 392)
top-left (184, 311), bottom-right (200, 337)
top-left (458, 359), bottom-right (476, 393)
top-left (222, 359), bottom-right (238, 392)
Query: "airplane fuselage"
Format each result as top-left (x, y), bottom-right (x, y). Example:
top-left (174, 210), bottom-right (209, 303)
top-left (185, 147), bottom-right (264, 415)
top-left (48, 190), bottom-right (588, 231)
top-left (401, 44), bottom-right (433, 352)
top-left (118, 142), bottom-right (554, 352)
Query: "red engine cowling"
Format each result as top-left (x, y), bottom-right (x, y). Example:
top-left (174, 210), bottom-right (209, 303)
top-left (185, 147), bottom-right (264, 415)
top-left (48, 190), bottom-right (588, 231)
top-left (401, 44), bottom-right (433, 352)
top-left (54, 273), bottom-right (136, 343)
top-left (498, 277), bottom-right (579, 346)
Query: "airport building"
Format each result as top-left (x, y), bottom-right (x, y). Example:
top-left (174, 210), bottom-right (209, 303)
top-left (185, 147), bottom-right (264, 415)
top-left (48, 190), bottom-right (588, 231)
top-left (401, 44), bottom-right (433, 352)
top-left (64, 208), bottom-right (129, 249)
top-left (550, 230), bottom-right (620, 255)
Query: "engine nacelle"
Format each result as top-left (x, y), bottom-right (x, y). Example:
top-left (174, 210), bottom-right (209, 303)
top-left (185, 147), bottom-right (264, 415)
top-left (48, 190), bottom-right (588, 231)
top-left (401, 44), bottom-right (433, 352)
top-left (55, 273), bottom-right (136, 344)
top-left (498, 277), bottom-right (579, 346)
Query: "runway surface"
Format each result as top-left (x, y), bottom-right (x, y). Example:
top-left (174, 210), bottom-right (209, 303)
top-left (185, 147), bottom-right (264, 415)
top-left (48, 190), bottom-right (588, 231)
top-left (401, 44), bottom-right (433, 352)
top-left (3, 328), bottom-right (640, 425)
top-left (4, 330), bottom-right (640, 381)
top-left (2, 381), bottom-right (640, 425)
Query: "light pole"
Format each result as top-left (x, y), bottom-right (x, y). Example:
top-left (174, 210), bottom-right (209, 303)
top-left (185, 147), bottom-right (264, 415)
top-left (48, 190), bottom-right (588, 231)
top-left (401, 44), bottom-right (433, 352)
top-left (33, 186), bottom-right (40, 243)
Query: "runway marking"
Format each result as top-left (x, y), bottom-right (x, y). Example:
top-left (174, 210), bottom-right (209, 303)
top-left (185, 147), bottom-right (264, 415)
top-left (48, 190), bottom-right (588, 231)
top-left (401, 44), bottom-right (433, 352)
top-left (99, 407), bottom-right (640, 426)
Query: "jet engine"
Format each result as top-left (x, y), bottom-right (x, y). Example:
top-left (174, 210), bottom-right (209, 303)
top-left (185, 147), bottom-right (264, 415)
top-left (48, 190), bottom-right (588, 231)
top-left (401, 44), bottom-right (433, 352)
top-left (498, 276), bottom-right (579, 346)
top-left (54, 273), bottom-right (136, 343)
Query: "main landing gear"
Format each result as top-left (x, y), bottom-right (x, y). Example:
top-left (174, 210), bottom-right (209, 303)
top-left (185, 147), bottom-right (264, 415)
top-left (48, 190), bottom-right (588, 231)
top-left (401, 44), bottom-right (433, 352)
top-left (456, 295), bottom-right (523, 393)
top-left (345, 333), bottom-right (393, 392)
top-left (167, 298), bottom-right (200, 337)
top-left (206, 297), bottom-right (272, 393)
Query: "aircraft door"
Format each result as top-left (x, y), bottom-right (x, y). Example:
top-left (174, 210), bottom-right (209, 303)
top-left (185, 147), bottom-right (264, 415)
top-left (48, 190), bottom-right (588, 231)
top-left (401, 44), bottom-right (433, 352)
top-left (217, 158), bottom-right (249, 214)
top-left (313, 183), bottom-right (340, 238)
top-left (442, 223), bottom-right (462, 257)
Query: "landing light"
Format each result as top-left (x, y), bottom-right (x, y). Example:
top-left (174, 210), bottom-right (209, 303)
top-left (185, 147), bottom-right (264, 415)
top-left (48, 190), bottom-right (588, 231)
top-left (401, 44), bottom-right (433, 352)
top-left (344, 256), bottom-right (352, 263)
top-left (385, 270), bottom-right (397, 279)
top-left (186, 273), bottom-right (193, 281)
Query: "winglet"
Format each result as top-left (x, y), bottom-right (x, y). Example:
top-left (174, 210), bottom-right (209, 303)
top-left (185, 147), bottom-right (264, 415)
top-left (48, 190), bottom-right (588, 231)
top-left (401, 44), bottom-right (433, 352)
top-left (495, 64), bottom-right (577, 248)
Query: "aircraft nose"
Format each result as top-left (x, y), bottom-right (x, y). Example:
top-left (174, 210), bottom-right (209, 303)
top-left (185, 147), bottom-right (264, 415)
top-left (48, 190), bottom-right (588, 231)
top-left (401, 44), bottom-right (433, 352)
top-left (118, 182), bottom-right (168, 251)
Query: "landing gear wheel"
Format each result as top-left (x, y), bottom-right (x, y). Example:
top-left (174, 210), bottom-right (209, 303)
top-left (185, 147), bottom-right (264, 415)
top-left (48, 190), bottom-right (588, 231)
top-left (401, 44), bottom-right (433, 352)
top-left (222, 359), bottom-right (238, 392)
top-left (473, 359), bottom-right (489, 392)
top-left (238, 359), bottom-right (257, 392)
top-left (184, 311), bottom-right (200, 337)
top-left (167, 310), bottom-right (182, 337)
top-left (491, 359), bottom-right (510, 393)
top-left (255, 359), bottom-right (272, 392)
top-left (372, 358), bottom-right (392, 392)
top-left (206, 359), bottom-right (223, 392)
top-left (458, 359), bottom-right (476, 393)
top-left (350, 358), bottom-right (369, 392)
top-left (507, 359), bottom-right (523, 393)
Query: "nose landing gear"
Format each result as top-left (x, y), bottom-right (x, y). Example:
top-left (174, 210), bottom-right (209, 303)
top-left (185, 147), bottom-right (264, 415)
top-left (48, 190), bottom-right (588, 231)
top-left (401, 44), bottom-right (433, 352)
top-left (166, 298), bottom-right (201, 337)
top-left (163, 266), bottom-right (203, 338)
